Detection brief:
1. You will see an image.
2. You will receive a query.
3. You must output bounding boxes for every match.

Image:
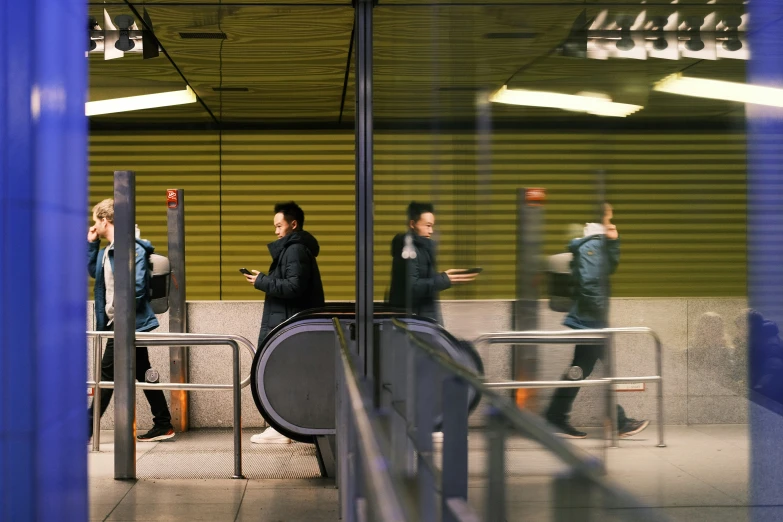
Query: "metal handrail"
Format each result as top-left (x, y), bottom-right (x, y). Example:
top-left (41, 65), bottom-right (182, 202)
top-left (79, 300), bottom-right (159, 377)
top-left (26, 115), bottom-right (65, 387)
top-left (333, 319), bottom-right (409, 522)
top-left (475, 328), bottom-right (665, 448)
top-left (86, 331), bottom-right (257, 479)
top-left (391, 318), bottom-right (667, 522)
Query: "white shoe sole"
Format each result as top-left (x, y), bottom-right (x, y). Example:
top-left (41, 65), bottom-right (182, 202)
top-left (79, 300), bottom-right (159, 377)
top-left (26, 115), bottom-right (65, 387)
top-left (137, 432), bottom-right (175, 442)
top-left (250, 436), bottom-right (291, 444)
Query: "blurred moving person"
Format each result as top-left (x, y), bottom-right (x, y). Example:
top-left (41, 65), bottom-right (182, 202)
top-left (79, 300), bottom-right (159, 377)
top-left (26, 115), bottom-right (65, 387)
top-left (387, 201), bottom-right (479, 444)
top-left (387, 201), bottom-right (478, 323)
top-left (87, 199), bottom-right (175, 442)
top-left (243, 201), bottom-right (325, 444)
top-left (545, 203), bottom-right (649, 439)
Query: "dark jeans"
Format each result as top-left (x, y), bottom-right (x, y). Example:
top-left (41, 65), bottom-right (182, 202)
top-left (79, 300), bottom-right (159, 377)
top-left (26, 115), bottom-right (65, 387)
top-left (88, 335), bottom-right (172, 437)
top-left (545, 343), bottom-right (630, 429)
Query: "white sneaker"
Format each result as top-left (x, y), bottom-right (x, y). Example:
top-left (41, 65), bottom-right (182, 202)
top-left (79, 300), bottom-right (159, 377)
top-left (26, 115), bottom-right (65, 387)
top-left (250, 427), bottom-right (291, 444)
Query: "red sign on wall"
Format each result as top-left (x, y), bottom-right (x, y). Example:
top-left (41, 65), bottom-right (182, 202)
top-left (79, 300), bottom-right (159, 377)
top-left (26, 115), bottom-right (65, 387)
top-left (167, 189), bottom-right (178, 209)
top-left (525, 187), bottom-right (546, 206)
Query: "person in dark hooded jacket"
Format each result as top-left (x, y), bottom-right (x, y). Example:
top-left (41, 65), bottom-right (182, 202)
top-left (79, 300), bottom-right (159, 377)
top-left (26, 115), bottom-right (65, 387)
top-left (387, 201), bottom-right (478, 324)
top-left (87, 199), bottom-right (174, 443)
top-left (244, 201), bottom-right (325, 444)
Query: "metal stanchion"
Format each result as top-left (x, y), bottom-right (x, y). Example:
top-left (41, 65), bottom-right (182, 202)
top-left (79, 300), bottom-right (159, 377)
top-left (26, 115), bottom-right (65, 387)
top-left (415, 354), bottom-right (436, 521)
top-left (486, 408), bottom-right (507, 522)
top-left (606, 334), bottom-right (619, 448)
top-left (167, 188), bottom-right (189, 433)
top-left (113, 170), bottom-right (137, 480)
top-left (92, 335), bottom-right (102, 452)
top-left (231, 340), bottom-right (243, 479)
top-left (441, 377), bottom-right (470, 522)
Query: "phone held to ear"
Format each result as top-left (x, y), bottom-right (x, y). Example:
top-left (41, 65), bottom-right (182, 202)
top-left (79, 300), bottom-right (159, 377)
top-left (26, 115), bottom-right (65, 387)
top-left (239, 268), bottom-right (253, 276)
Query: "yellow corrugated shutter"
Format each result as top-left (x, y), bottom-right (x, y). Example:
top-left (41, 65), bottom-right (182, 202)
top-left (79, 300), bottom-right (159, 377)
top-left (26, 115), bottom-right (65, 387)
top-left (89, 130), bottom-right (746, 301)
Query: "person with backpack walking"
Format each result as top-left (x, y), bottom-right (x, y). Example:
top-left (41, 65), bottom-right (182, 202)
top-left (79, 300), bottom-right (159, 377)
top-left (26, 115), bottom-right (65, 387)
top-left (87, 198), bottom-right (175, 442)
top-left (545, 203), bottom-right (649, 439)
top-left (243, 201), bottom-right (325, 444)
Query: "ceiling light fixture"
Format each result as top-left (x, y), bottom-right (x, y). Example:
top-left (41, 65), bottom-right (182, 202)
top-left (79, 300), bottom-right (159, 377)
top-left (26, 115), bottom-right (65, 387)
top-left (114, 14), bottom-right (137, 51)
top-left (654, 73), bottom-right (783, 108)
top-left (489, 86), bottom-right (643, 117)
top-left (85, 86), bottom-right (197, 116)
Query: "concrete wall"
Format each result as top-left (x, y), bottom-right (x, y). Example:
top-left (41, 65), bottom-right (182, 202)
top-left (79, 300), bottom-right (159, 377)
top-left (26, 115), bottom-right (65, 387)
top-left (88, 298), bottom-right (748, 430)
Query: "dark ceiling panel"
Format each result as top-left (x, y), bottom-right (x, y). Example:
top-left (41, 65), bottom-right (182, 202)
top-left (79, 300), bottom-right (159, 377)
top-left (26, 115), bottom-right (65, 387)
top-left (85, 1), bottom-right (747, 124)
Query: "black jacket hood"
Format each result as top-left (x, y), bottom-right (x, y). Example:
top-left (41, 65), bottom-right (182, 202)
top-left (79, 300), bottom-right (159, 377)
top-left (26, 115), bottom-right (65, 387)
top-left (391, 232), bottom-right (434, 257)
top-left (268, 230), bottom-right (320, 260)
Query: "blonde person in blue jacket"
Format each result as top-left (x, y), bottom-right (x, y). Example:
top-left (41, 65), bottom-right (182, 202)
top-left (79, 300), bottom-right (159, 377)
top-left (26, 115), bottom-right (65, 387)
top-left (87, 199), bottom-right (174, 443)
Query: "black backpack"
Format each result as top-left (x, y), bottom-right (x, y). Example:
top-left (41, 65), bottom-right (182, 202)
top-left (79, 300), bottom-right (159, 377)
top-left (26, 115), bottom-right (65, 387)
top-left (148, 253), bottom-right (171, 314)
top-left (136, 239), bottom-right (171, 314)
top-left (547, 252), bottom-right (574, 312)
top-left (548, 235), bottom-right (607, 314)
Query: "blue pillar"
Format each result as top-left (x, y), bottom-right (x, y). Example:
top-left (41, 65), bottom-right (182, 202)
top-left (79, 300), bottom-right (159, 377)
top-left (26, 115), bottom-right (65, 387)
top-left (747, 0), bottom-right (783, 518)
top-left (1, 0), bottom-right (88, 519)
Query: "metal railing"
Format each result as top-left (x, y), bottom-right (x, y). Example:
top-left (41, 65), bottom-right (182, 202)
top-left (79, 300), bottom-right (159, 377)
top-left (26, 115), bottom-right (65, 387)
top-left (87, 331), bottom-right (256, 479)
top-left (475, 328), bottom-right (665, 448)
top-left (334, 317), bottom-right (669, 522)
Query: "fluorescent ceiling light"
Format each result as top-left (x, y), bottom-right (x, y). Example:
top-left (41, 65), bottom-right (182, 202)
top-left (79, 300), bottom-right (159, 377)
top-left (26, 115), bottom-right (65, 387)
top-left (489, 86), bottom-right (643, 117)
top-left (85, 86), bottom-right (197, 116)
top-left (654, 73), bottom-right (783, 108)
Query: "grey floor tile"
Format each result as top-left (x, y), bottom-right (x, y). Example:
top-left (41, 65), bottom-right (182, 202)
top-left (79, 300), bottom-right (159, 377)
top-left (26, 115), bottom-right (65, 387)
top-left (613, 506), bottom-right (750, 522)
top-left (89, 478), bottom-right (135, 505)
top-left (235, 487), bottom-right (338, 521)
top-left (91, 502), bottom-right (121, 522)
top-left (105, 502), bottom-right (239, 522)
top-left (244, 478), bottom-right (336, 490)
top-left (122, 479), bottom-right (247, 504)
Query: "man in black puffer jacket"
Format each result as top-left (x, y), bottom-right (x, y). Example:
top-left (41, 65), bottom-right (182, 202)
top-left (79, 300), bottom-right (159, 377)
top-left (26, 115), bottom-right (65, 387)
top-left (244, 201), bottom-right (325, 444)
top-left (387, 201), bottom-right (477, 323)
top-left (244, 201), bottom-right (325, 345)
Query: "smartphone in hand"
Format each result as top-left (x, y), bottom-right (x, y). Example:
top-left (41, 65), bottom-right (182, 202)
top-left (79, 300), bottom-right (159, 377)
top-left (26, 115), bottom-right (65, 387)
top-left (461, 267), bottom-right (483, 274)
top-left (239, 268), bottom-right (253, 276)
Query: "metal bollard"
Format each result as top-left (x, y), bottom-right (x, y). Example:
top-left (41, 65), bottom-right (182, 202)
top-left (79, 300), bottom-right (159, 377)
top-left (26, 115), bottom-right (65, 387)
top-left (415, 353), bottom-right (436, 521)
top-left (92, 334), bottom-right (103, 452)
top-left (390, 328), bottom-right (411, 476)
top-left (441, 377), bottom-right (470, 522)
top-left (485, 408), bottom-right (507, 522)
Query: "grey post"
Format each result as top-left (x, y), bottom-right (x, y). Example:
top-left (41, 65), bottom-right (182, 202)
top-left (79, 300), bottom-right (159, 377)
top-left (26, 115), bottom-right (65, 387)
top-left (655, 335), bottom-right (666, 447)
top-left (231, 340), bottom-right (243, 478)
top-left (113, 170), bottom-right (137, 479)
top-left (415, 354), bottom-right (436, 521)
top-left (606, 333), bottom-right (619, 448)
top-left (442, 377), bottom-right (470, 522)
top-left (486, 408), bottom-right (507, 522)
top-left (167, 188), bottom-right (189, 433)
top-left (514, 188), bottom-right (543, 410)
top-left (336, 331), bottom-right (349, 519)
top-left (389, 326), bottom-right (413, 475)
top-left (91, 336), bottom-right (102, 452)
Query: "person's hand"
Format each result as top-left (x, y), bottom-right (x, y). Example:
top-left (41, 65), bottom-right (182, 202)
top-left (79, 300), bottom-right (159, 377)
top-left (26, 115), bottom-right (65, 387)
top-left (446, 269), bottom-right (479, 284)
top-left (244, 270), bottom-right (261, 285)
top-left (88, 226), bottom-right (99, 242)
top-left (603, 205), bottom-right (618, 240)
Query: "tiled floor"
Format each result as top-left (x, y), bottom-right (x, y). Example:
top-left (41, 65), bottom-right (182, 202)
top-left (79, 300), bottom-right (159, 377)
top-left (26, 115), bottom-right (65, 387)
top-left (88, 423), bottom-right (773, 522)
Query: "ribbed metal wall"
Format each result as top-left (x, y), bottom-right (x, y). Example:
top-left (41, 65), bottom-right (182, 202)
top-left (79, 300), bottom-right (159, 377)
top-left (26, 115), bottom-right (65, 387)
top-left (89, 130), bottom-right (746, 301)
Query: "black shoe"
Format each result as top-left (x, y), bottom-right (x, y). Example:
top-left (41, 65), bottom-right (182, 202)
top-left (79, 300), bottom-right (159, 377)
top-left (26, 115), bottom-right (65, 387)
top-left (137, 425), bottom-right (175, 442)
top-left (619, 419), bottom-right (649, 438)
top-left (547, 419), bottom-right (587, 439)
